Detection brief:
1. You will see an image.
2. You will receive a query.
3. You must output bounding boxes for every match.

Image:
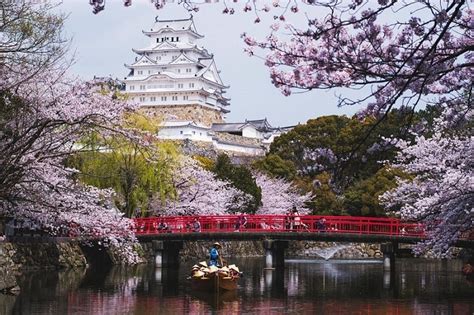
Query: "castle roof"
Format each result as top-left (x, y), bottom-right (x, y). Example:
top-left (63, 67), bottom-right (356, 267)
top-left (161, 120), bottom-right (209, 130)
top-left (143, 15), bottom-right (203, 38)
top-left (196, 58), bottom-right (226, 86)
top-left (211, 119), bottom-right (273, 133)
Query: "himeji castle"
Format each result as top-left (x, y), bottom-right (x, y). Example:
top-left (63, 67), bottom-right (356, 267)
top-left (124, 16), bottom-right (291, 156)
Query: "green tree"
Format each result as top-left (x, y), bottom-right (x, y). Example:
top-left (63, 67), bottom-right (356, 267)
top-left (193, 155), bottom-right (215, 171)
top-left (344, 167), bottom-right (411, 217)
top-left (252, 154), bottom-right (297, 180)
top-left (310, 172), bottom-right (345, 215)
top-left (69, 114), bottom-right (178, 218)
top-left (269, 115), bottom-right (367, 188)
top-left (266, 109), bottom-right (419, 215)
top-left (212, 154), bottom-right (261, 213)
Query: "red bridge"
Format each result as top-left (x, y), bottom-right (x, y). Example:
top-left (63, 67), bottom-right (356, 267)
top-left (133, 215), bottom-right (473, 269)
top-left (133, 215), bottom-right (425, 237)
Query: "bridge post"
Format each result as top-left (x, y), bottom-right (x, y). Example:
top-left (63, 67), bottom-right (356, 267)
top-left (381, 242), bottom-right (396, 272)
top-left (153, 240), bottom-right (183, 267)
top-left (263, 240), bottom-right (288, 269)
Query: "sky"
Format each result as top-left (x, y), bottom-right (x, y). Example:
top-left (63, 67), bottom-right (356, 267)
top-left (57, 1), bottom-right (363, 127)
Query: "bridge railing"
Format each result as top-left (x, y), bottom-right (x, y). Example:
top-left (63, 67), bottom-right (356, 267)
top-left (132, 215), bottom-right (426, 237)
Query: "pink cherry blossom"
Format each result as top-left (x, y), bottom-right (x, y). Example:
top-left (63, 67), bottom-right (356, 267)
top-left (255, 172), bottom-right (312, 215)
top-left (152, 158), bottom-right (251, 216)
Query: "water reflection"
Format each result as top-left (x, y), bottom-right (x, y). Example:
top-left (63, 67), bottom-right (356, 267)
top-left (2, 258), bottom-right (473, 314)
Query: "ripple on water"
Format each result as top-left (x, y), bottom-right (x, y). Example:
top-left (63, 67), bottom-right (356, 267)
top-left (285, 259), bottom-right (383, 264)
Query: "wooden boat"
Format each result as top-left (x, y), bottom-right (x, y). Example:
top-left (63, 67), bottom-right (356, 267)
top-left (191, 273), bottom-right (239, 291)
top-left (190, 263), bottom-right (240, 292)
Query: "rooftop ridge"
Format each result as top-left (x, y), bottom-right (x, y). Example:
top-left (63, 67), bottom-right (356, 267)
top-left (155, 15), bottom-right (193, 23)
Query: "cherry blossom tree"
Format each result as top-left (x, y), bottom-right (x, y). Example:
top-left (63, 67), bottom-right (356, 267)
top-left (239, 2), bottom-right (472, 114)
top-left (382, 103), bottom-right (473, 257)
top-left (152, 157), bottom-right (251, 216)
top-left (0, 71), bottom-right (142, 262)
top-left (254, 172), bottom-right (311, 215)
top-left (0, 3), bottom-right (143, 263)
top-left (0, 2), bottom-right (68, 89)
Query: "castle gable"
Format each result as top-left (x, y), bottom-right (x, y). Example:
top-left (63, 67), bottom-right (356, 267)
top-left (169, 52), bottom-right (199, 65)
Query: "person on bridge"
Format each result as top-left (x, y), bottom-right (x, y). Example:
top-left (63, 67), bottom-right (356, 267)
top-left (317, 218), bottom-right (326, 232)
top-left (209, 242), bottom-right (222, 267)
top-left (192, 217), bottom-right (201, 232)
top-left (235, 213), bottom-right (248, 231)
top-left (157, 219), bottom-right (169, 233)
top-left (292, 208), bottom-right (302, 231)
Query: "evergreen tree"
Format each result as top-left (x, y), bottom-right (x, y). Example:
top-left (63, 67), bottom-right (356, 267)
top-left (212, 154), bottom-right (261, 213)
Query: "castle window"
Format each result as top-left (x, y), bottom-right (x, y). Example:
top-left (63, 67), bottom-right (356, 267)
top-left (183, 95), bottom-right (189, 100)
top-left (156, 38), bottom-right (159, 43)
top-left (177, 69), bottom-right (181, 73)
top-left (172, 96), bottom-right (178, 101)
top-left (139, 85), bottom-right (146, 90)
top-left (178, 83), bottom-right (184, 88)
top-left (150, 96), bottom-right (156, 102)
top-left (189, 83), bottom-right (195, 88)
top-left (139, 97), bottom-right (146, 102)
top-left (148, 70), bottom-right (152, 74)
top-left (129, 85), bottom-right (135, 91)
top-left (137, 70), bottom-right (143, 75)
top-left (193, 131), bottom-right (196, 135)
top-left (176, 37), bottom-right (180, 42)
top-left (161, 96), bottom-right (167, 101)
top-left (180, 131), bottom-right (183, 134)
top-left (186, 68), bottom-right (192, 73)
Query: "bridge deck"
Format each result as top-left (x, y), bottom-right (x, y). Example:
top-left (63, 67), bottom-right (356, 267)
top-left (137, 231), bottom-right (422, 243)
top-left (133, 215), bottom-right (473, 248)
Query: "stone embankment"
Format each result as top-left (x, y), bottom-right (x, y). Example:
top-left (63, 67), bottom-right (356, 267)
top-left (0, 239), bottom-right (141, 292)
top-left (0, 241), bottom-right (88, 292)
top-left (288, 241), bottom-right (385, 259)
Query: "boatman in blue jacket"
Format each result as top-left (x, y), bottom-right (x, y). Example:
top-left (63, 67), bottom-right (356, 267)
top-left (209, 242), bottom-right (222, 266)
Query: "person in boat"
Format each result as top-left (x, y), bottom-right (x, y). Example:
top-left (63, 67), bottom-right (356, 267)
top-left (209, 242), bottom-right (222, 267)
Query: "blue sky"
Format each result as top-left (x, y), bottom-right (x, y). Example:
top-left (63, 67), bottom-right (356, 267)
top-left (58, 1), bottom-right (362, 127)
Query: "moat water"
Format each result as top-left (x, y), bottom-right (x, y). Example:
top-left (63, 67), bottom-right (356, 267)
top-left (1, 258), bottom-right (473, 314)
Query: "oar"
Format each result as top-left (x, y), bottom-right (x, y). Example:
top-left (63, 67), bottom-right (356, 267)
top-left (219, 253), bottom-right (224, 267)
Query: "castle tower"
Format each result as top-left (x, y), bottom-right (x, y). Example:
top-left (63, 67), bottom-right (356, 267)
top-left (124, 16), bottom-right (230, 127)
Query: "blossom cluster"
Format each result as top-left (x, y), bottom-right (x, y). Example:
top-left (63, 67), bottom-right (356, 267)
top-left (152, 157), bottom-right (252, 216)
top-left (255, 172), bottom-right (311, 215)
top-left (382, 104), bottom-right (473, 257)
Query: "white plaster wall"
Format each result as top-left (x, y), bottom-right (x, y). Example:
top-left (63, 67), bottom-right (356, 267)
top-left (242, 126), bottom-right (263, 139)
top-left (158, 127), bottom-right (212, 142)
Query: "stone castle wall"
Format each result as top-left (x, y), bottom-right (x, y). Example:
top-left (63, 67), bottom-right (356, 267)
top-left (141, 104), bottom-right (224, 127)
top-left (213, 132), bottom-right (263, 147)
top-left (178, 138), bottom-right (265, 159)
